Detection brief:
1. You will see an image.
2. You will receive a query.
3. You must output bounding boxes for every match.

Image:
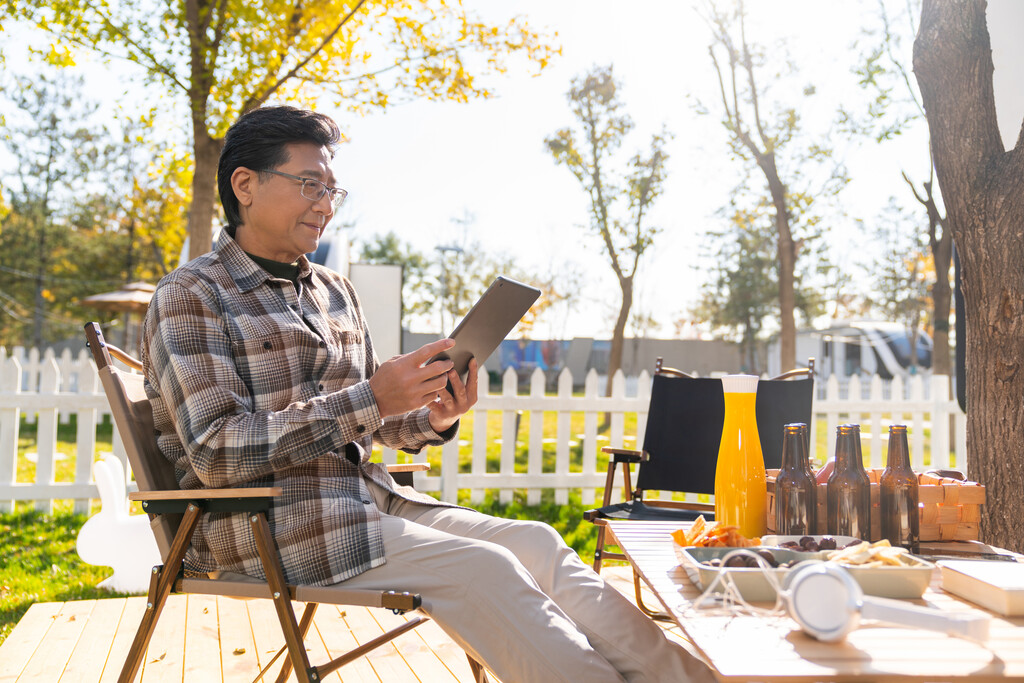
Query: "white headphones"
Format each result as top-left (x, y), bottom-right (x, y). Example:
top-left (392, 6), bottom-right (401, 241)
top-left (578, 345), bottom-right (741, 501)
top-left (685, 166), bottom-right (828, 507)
top-left (784, 561), bottom-right (990, 642)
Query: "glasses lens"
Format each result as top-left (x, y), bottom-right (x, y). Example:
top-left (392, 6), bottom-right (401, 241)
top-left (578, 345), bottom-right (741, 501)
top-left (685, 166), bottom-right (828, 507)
top-left (332, 189), bottom-right (348, 209)
top-left (300, 178), bottom-right (326, 202)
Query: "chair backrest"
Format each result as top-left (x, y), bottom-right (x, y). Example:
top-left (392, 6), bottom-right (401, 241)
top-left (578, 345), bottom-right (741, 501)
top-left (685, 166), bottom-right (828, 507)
top-left (754, 374), bottom-right (814, 472)
top-left (635, 374), bottom-right (724, 496)
top-left (85, 322), bottom-right (180, 560)
top-left (635, 361), bottom-right (814, 496)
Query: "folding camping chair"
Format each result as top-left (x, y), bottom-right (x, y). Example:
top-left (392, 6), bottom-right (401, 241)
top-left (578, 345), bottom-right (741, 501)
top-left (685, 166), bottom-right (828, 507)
top-left (84, 322), bottom-right (488, 683)
top-left (584, 357), bottom-right (814, 618)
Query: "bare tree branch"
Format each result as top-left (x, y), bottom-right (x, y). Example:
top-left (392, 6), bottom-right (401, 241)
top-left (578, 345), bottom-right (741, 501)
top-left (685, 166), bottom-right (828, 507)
top-left (738, 3), bottom-right (770, 149)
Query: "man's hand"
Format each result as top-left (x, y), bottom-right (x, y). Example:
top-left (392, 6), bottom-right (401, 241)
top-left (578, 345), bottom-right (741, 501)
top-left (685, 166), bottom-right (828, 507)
top-left (427, 357), bottom-right (479, 434)
top-left (369, 339), bottom-right (457, 419)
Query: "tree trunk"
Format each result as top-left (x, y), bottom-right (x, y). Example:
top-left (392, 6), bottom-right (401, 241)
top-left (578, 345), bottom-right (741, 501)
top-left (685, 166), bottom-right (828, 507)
top-left (908, 320), bottom-right (920, 373)
top-left (921, 177), bottom-right (954, 376)
top-left (32, 267), bottom-right (44, 348)
top-left (187, 131), bottom-right (222, 260)
top-left (606, 275), bottom-right (633, 397)
top-left (742, 320), bottom-right (758, 374)
top-left (758, 153), bottom-right (797, 372)
top-left (33, 211), bottom-right (45, 348)
top-left (915, 0), bottom-right (1024, 552)
top-left (930, 215), bottom-right (955, 451)
top-left (931, 251), bottom-right (952, 376)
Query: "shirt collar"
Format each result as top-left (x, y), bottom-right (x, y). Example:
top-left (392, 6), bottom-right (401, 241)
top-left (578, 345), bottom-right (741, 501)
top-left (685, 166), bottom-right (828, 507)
top-left (216, 230), bottom-right (314, 293)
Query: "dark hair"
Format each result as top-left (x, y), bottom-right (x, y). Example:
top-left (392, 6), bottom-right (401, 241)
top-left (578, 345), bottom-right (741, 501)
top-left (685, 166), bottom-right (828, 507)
top-left (217, 106), bottom-right (342, 230)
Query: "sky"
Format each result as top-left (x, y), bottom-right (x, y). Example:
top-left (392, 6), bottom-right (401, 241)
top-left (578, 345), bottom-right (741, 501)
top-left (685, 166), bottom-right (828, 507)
top-left (326, 0), bottom-right (927, 337)
top-left (3, 1), bottom-right (1022, 340)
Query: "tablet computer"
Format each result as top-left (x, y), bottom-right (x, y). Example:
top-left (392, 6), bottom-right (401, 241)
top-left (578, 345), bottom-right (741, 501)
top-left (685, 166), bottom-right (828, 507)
top-left (434, 276), bottom-right (541, 379)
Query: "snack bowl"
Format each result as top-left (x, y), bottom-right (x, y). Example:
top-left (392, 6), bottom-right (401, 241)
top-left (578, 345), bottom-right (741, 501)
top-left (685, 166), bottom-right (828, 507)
top-left (678, 546), bottom-right (818, 602)
top-left (840, 556), bottom-right (935, 599)
top-left (676, 545), bottom-right (935, 601)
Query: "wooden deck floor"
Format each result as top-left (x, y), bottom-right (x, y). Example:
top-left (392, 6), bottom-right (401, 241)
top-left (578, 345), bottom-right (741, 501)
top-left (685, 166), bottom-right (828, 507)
top-left (0, 566), bottom-right (684, 683)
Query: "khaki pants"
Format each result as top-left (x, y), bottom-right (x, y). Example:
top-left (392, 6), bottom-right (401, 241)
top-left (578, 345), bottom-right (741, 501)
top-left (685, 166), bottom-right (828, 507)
top-left (334, 476), bottom-right (713, 683)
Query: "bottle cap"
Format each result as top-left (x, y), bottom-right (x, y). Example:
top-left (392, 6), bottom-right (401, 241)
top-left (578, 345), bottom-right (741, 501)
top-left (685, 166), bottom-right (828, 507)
top-left (721, 374), bottom-right (759, 394)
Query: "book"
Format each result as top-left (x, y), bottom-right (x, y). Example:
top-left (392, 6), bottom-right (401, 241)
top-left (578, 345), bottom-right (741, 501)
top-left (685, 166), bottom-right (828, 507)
top-left (938, 559), bottom-right (1024, 616)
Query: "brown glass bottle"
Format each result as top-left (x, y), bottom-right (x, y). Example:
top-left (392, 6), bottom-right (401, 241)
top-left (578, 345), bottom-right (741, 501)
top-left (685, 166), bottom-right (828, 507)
top-left (775, 423), bottom-right (818, 535)
top-left (880, 424), bottom-right (920, 549)
top-left (826, 424), bottom-right (871, 540)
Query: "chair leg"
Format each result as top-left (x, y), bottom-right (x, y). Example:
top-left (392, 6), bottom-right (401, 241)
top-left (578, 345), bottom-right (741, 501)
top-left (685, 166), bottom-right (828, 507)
top-left (592, 460), bottom-right (621, 575)
top-left (316, 615), bottom-right (428, 678)
top-left (118, 563), bottom-right (162, 683)
top-left (467, 654), bottom-right (489, 682)
top-left (250, 513), bottom-right (316, 683)
top-left (593, 524), bottom-right (608, 573)
top-left (632, 569), bottom-right (674, 622)
top-left (118, 503), bottom-right (202, 683)
top-left (273, 603), bottom-right (318, 683)
top-left (620, 462), bottom-right (633, 503)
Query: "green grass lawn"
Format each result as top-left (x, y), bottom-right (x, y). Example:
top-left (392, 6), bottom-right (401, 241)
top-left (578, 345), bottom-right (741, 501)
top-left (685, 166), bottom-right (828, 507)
top-left (1, 415), bottom-right (123, 645)
top-left (0, 505), bottom-right (135, 646)
top-left (15, 415), bottom-right (115, 485)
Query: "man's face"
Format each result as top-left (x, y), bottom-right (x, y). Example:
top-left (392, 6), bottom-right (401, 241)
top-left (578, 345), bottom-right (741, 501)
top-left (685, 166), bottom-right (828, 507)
top-left (236, 141), bottom-right (337, 263)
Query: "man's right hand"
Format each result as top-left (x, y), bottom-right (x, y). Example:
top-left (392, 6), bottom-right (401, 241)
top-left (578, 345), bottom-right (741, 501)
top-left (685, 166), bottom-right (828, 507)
top-left (368, 338), bottom-right (457, 418)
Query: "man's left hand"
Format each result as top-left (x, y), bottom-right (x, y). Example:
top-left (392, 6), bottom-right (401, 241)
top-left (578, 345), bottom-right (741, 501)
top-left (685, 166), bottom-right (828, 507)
top-left (428, 358), bottom-right (479, 434)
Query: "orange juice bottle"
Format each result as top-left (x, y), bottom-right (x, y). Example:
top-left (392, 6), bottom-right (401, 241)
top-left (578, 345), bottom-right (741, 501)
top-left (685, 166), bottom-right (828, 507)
top-left (714, 374), bottom-right (767, 538)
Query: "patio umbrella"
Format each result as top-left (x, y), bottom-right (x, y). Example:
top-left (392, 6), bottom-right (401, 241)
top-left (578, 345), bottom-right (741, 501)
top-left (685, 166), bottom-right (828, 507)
top-left (79, 281), bottom-right (156, 315)
top-left (80, 282), bottom-right (156, 353)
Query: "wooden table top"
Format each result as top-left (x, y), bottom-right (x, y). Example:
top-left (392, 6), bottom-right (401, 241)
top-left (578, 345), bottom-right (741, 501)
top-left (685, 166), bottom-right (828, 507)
top-left (606, 520), bottom-right (1024, 682)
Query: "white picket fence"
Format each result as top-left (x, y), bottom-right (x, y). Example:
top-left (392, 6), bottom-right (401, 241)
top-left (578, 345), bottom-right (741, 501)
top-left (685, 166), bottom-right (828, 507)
top-left (0, 345), bottom-right (968, 512)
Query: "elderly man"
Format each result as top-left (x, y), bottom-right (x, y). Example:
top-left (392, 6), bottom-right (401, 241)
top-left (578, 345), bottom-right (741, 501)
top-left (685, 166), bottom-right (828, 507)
top-left (142, 105), bottom-right (711, 683)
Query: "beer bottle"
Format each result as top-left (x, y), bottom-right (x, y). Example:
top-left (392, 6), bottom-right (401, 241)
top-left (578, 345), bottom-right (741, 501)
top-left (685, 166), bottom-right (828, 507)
top-left (775, 423), bottom-right (818, 535)
top-left (826, 424), bottom-right (871, 539)
top-left (880, 424), bottom-right (920, 549)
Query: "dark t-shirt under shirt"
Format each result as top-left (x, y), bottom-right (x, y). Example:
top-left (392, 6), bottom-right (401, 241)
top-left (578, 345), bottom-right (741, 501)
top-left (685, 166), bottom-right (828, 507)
top-left (245, 251), bottom-right (301, 285)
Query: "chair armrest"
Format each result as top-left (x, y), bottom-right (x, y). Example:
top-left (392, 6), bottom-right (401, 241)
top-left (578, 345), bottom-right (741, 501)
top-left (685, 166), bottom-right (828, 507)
top-left (104, 342), bottom-right (144, 371)
top-left (130, 487), bottom-right (283, 515)
top-left (386, 463), bottom-right (430, 473)
top-left (601, 447), bottom-right (649, 463)
top-left (129, 487), bottom-right (283, 501)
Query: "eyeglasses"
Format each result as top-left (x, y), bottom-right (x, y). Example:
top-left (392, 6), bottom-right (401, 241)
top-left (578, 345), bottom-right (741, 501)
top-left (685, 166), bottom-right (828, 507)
top-left (262, 169), bottom-right (348, 209)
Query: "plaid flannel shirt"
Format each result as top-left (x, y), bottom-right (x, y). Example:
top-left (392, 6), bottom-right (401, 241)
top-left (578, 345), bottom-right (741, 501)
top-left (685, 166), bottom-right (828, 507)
top-left (141, 232), bottom-right (453, 586)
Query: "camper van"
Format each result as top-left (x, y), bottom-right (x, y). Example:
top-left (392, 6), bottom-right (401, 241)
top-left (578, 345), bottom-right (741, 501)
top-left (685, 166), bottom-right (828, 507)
top-left (769, 321), bottom-right (933, 381)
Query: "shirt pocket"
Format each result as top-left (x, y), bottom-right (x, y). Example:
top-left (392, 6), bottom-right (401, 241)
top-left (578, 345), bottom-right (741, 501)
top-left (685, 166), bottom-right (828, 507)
top-left (322, 319), bottom-right (366, 384)
top-left (230, 332), bottom-right (305, 408)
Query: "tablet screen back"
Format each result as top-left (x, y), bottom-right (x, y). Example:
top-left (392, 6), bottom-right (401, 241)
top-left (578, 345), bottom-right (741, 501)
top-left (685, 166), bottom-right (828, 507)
top-left (443, 276), bottom-right (540, 378)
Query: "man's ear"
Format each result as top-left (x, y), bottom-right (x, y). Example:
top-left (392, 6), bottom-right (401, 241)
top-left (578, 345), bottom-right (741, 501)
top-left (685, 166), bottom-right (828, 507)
top-left (231, 167), bottom-right (257, 207)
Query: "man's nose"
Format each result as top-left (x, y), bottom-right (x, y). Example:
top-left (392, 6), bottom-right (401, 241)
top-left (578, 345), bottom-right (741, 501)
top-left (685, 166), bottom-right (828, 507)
top-left (312, 191), bottom-right (334, 215)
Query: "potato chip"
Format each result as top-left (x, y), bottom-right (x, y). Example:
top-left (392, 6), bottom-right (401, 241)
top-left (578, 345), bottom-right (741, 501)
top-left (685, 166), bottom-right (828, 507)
top-left (671, 515), bottom-right (707, 547)
top-left (670, 515), bottom-right (762, 548)
top-left (687, 516), bottom-right (708, 545)
top-left (825, 539), bottom-right (914, 567)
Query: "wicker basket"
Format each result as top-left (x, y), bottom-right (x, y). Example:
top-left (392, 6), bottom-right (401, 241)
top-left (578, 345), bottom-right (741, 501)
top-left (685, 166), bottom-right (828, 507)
top-left (765, 468), bottom-right (985, 542)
